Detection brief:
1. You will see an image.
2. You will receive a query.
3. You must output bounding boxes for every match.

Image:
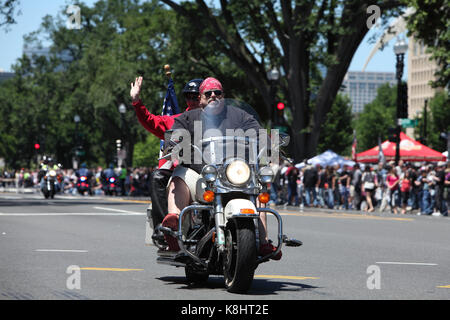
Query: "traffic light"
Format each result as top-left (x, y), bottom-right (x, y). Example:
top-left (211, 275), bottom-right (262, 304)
top-left (275, 102), bottom-right (285, 125)
top-left (34, 143), bottom-right (40, 150)
top-left (388, 127), bottom-right (399, 143)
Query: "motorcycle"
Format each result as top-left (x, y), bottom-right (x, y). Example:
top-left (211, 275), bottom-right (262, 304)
top-left (146, 100), bottom-right (302, 293)
top-left (76, 175), bottom-right (92, 195)
top-left (104, 176), bottom-right (118, 196)
top-left (42, 169), bottom-right (57, 199)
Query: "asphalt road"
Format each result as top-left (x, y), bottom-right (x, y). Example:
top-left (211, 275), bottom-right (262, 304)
top-left (0, 192), bottom-right (449, 301)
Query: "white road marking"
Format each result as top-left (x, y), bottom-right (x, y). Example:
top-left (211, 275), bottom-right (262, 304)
top-left (376, 262), bottom-right (438, 266)
top-left (35, 249), bottom-right (88, 253)
top-left (0, 212), bottom-right (144, 216)
top-left (93, 206), bottom-right (143, 215)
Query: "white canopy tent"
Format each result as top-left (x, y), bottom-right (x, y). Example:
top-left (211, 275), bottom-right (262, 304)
top-left (296, 150), bottom-right (355, 169)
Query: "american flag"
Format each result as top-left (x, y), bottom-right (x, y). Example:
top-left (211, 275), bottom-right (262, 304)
top-left (351, 131), bottom-right (357, 162)
top-left (160, 78), bottom-right (180, 150)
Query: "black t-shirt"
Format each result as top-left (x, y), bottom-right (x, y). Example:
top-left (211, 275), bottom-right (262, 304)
top-left (303, 168), bottom-right (318, 188)
top-left (436, 170), bottom-right (445, 191)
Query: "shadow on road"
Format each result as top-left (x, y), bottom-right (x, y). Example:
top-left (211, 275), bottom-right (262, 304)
top-left (156, 276), bottom-right (319, 296)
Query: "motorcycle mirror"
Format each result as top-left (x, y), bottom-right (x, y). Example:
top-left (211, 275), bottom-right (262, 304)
top-left (279, 133), bottom-right (290, 147)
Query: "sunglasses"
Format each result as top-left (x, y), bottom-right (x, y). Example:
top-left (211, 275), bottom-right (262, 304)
top-left (184, 93), bottom-right (199, 101)
top-left (203, 90), bottom-right (223, 98)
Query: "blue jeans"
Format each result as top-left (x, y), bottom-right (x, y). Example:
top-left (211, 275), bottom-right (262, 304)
top-left (316, 188), bottom-right (325, 207)
top-left (269, 183), bottom-right (278, 204)
top-left (287, 182), bottom-right (299, 205)
top-left (422, 189), bottom-right (433, 214)
top-left (340, 187), bottom-right (349, 209)
top-left (326, 189), bottom-right (334, 209)
top-left (304, 187), bottom-right (316, 207)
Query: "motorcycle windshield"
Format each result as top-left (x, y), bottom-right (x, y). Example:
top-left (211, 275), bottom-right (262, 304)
top-left (198, 99), bottom-right (267, 167)
top-left (169, 98), bottom-right (283, 171)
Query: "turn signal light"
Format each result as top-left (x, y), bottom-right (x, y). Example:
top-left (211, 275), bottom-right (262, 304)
top-left (258, 192), bottom-right (270, 204)
top-left (203, 190), bottom-right (215, 202)
top-left (240, 208), bottom-right (255, 214)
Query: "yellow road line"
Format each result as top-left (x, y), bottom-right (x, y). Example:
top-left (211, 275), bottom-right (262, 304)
top-left (254, 275), bottom-right (319, 280)
top-left (279, 211), bottom-right (413, 221)
top-left (437, 285), bottom-right (450, 288)
top-left (80, 267), bottom-right (144, 272)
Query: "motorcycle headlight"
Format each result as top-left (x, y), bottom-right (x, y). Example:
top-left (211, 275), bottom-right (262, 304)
top-left (258, 166), bottom-right (274, 184)
top-left (80, 176), bottom-right (87, 182)
top-left (226, 159), bottom-right (250, 185)
top-left (201, 165), bottom-right (217, 182)
top-left (49, 170), bottom-right (57, 177)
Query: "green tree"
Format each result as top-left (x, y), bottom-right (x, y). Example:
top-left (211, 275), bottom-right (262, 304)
top-left (413, 90), bottom-right (450, 151)
top-left (160, 0), bottom-right (405, 161)
top-left (133, 134), bottom-right (161, 167)
top-left (354, 83), bottom-right (397, 152)
top-left (317, 94), bottom-right (353, 156)
top-left (0, 0), bottom-right (260, 169)
top-left (406, 0), bottom-right (450, 88)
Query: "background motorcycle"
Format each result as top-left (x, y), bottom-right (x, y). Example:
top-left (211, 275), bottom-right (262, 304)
top-left (76, 176), bottom-right (92, 195)
top-left (103, 176), bottom-right (118, 196)
top-left (42, 169), bottom-right (57, 199)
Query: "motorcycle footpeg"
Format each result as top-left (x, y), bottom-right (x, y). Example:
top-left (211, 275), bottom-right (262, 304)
top-left (159, 226), bottom-right (178, 238)
top-left (174, 252), bottom-right (194, 264)
top-left (282, 235), bottom-right (303, 247)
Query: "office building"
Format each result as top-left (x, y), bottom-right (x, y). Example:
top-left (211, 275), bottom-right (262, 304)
top-left (342, 71), bottom-right (396, 113)
top-left (407, 36), bottom-right (441, 118)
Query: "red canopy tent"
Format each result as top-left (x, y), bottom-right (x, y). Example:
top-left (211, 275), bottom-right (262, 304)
top-left (356, 132), bottom-right (446, 163)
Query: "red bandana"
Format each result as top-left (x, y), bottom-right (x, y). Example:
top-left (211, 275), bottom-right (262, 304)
top-left (199, 77), bottom-right (223, 94)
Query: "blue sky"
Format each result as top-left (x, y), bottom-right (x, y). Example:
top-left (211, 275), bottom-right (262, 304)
top-left (0, 0), bottom-right (407, 75)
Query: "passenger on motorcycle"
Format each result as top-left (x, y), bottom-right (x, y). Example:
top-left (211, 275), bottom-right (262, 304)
top-left (130, 76), bottom-right (203, 241)
top-left (162, 77), bottom-right (282, 260)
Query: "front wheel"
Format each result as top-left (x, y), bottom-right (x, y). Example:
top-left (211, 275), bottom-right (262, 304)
top-left (223, 219), bottom-right (257, 293)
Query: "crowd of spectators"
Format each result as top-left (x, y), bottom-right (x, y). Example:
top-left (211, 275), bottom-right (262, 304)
top-left (0, 166), bottom-right (155, 197)
top-left (2, 160), bottom-right (449, 217)
top-left (269, 160), bottom-right (450, 217)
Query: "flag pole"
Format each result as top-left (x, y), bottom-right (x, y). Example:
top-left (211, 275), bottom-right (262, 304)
top-left (164, 64), bottom-right (172, 79)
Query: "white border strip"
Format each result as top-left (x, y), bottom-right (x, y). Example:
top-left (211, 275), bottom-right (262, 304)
top-left (376, 262), bottom-right (438, 266)
top-left (35, 249), bottom-right (88, 253)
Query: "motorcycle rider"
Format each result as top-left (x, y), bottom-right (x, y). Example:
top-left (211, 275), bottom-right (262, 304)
top-left (76, 163), bottom-right (93, 195)
top-left (130, 76), bottom-right (203, 241)
top-left (38, 156), bottom-right (61, 194)
top-left (101, 163), bottom-right (118, 195)
top-left (161, 77), bottom-right (282, 259)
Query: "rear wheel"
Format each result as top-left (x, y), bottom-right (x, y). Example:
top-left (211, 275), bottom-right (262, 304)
top-left (223, 219), bottom-right (257, 293)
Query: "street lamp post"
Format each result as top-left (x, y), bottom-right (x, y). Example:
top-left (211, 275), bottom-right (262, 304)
top-left (267, 67), bottom-right (280, 125)
top-left (118, 103), bottom-right (126, 167)
top-left (74, 114), bottom-right (81, 169)
top-left (423, 99), bottom-right (428, 145)
top-left (393, 39), bottom-right (408, 166)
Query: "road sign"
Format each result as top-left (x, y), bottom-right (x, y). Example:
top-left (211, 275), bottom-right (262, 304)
top-left (400, 119), bottom-right (418, 128)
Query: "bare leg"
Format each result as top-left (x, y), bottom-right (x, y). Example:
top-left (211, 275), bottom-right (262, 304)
top-left (167, 177), bottom-right (191, 216)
